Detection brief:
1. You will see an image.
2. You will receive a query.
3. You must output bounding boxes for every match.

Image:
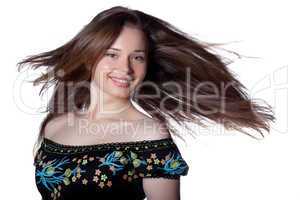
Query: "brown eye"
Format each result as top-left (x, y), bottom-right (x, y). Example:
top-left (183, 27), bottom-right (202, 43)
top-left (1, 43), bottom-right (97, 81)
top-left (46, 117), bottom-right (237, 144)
top-left (135, 56), bottom-right (145, 62)
top-left (105, 53), bottom-right (117, 58)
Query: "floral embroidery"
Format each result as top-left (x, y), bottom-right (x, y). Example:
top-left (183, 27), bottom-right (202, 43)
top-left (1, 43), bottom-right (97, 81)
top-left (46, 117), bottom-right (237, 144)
top-left (97, 151), bottom-right (126, 175)
top-left (35, 152), bottom-right (88, 199)
top-left (34, 137), bottom-right (189, 200)
top-left (157, 152), bottom-right (188, 175)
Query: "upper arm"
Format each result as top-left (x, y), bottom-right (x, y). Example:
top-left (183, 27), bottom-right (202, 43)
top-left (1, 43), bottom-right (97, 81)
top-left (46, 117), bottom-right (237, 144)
top-left (139, 120), bottom-right (187, 200)
top-left (143, 178), bottom-right (181, 200)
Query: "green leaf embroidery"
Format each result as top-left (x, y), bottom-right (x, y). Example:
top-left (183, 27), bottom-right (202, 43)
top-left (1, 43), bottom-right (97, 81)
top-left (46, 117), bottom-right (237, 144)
top-left (64, 168), bottom-right (72, 177)
top-left (132, 159), bottom-right (142, 168)
top-left (63, 177), bottom-right (70, 185)
top-left (130, 152), bottom-right (137, 160)
top-left (45, 166), bottom-right (55, 176)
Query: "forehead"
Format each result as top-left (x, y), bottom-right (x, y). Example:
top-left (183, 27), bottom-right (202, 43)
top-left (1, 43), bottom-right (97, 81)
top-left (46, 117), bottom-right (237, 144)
top-left (109, 24), bottom-right (147, 52)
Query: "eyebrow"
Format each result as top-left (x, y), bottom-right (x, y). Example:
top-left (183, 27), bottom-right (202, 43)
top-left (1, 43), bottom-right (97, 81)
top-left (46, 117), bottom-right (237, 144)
top-left (108, 48), bottom-right (146, 53)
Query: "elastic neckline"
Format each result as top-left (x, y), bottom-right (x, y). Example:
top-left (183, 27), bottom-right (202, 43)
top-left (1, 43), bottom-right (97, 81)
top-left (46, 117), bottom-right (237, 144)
top-left (41, 137), bottom-right (176, 154)
top-left (43, 137), bottom-right (174, 148)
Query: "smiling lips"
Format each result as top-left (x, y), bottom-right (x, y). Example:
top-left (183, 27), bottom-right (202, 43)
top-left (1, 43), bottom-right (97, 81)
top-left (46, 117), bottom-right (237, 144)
top-left (109, 76), bottom-right (133, 88)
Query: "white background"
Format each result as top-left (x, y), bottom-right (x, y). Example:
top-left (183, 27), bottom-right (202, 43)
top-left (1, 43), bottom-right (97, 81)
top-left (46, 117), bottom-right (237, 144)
top-left (1, 0), bottom-right (298, 199)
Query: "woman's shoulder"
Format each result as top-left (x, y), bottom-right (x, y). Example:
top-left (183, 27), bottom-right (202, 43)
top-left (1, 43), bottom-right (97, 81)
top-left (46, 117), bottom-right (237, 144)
top-left (43, 113), bottom-right (75, 139)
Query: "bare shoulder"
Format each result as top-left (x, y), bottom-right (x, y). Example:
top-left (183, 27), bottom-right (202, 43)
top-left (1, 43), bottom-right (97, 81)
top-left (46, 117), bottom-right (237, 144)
top-left (43, 112), bottom-right (75, 139)
top-left (138, 118), bottom-right (172, 141)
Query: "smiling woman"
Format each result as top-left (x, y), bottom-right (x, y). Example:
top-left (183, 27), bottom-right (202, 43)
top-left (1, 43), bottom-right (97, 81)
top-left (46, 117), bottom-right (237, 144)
top-left (17, 5), bottom-right (274, 200)
top-left (91, 23), bottom-right (148, 101)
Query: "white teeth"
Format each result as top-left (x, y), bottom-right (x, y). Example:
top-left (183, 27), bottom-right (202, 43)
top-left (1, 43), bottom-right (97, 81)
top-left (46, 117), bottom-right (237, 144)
top-left (111, 77), bottom-right (130, 83)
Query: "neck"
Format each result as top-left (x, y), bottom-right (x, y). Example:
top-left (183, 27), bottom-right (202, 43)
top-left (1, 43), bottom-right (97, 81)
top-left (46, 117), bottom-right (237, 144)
top-left (84, 81), bottom-right (135, 121)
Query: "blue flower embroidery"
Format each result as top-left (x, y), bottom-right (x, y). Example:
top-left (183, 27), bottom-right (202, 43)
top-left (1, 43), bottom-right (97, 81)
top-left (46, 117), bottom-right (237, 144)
top-left (36, 156), bottom-right (86, 191)
top-left (98, 151), bottom-right (125, 176)
top-left (158, 152), bottom-right (188, 175)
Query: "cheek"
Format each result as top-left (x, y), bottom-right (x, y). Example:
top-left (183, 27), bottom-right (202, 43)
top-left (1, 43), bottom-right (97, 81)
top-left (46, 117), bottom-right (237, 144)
top-left (94, 60), bottom-right (113, 73)
top-left (134, 65), bottom-right (147, 81)
top-left (92, 64), bottom-right (111, 86)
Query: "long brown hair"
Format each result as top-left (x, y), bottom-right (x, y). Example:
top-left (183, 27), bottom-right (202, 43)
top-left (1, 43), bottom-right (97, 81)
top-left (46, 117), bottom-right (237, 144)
top-left (17, 6), bottom-right (275, 155)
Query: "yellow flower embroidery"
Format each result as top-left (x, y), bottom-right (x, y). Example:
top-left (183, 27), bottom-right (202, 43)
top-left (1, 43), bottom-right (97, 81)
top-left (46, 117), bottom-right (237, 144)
top-left (101, 174), bottom-right (108, 181)
top-left (128, 170), bottom-right (133, 176)
top-left (71, 176), bottom-right (77, 182)
top-left (82, 159), bottom-right (88, 165)
top-left (154, 159), bottom-right (160, 165)
top-left (82, 178), bottom-right (88, 185)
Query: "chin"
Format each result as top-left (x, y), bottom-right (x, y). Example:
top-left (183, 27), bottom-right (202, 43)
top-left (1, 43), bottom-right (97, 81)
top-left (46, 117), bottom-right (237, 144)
top-left (104, 86), bottom-right (133, 99)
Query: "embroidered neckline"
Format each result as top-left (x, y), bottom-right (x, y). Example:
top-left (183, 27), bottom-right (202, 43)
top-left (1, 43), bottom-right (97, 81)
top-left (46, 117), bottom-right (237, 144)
top-left (42, 137), bottom-right (176, 154)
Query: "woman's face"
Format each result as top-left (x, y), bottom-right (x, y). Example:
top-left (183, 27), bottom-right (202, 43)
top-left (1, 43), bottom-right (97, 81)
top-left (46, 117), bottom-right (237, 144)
top-left (92, 24), bottom-right (148, 99)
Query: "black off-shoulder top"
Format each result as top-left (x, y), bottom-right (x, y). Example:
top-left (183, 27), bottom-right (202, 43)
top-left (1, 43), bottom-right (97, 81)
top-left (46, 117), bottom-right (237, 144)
top-left (34, 137), bottom-right (189, 200)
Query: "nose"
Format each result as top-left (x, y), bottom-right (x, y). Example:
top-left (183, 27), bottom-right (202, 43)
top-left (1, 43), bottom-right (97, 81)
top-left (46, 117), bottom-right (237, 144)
top-left (116, 56), bottom-right (133, 74)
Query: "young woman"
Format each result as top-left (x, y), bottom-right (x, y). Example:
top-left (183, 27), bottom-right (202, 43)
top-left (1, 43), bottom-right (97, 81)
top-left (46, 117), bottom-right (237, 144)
top-left (17, 6), bottom-right (275, 200)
